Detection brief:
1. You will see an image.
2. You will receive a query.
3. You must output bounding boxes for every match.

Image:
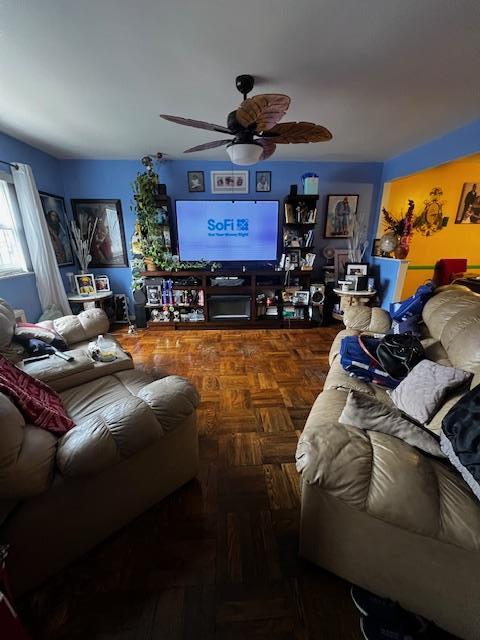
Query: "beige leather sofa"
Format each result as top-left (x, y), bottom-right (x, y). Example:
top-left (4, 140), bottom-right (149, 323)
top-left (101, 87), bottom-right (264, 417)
top-left (0, 299), bottom-right (199, 595)
top-left (296, 286), bottom-right (480, 640)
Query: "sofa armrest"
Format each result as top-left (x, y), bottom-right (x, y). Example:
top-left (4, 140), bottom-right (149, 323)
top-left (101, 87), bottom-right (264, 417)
top-left (57, 396), bottom-right (163, 477)
top-left (52, 309), bottom-right (109, 346)
top-left (343, 306), bottom-right (391, 334)
top-left (136, 376), bottom-right (200, 431)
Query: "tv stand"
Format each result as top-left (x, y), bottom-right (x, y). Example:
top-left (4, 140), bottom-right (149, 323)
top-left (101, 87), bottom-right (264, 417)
top-left (138, 269), bottom-right (321, 330)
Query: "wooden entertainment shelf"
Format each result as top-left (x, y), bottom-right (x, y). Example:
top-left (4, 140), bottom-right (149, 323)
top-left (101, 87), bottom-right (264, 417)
top-left (139, 269), bottom-right (320, 330)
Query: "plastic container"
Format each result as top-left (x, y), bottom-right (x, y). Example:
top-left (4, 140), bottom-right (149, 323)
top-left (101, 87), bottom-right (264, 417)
top-left (97, 334), bottom-right (117, 362)
top-left (301, 173), bottom-right (319, 195)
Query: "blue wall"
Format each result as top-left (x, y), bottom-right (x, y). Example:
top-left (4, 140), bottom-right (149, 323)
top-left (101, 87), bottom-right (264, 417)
top-left (382, 118), bottom-right (480, 182)
top-left (3, 117), bottom-right (478, 319)
top-left (0, 132), bottom-right (65, 321)
top-left (61, 158), bottom-right (383, 311)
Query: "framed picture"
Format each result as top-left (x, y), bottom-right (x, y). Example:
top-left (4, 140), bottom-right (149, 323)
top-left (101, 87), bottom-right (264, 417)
top-left (187, 171), bottom-right (205, 192)
top-left (146, 285), bottom-right (161, 305)
top-left (211, 171), bottom-right (248, 194)
top-left (94, 275), bottom-right (110, 291)
top-left (286, 248), bottom-right (301, 268)
top-left (39, 192), bottom-right (74, 266)
top-left (293, 290), bottom-right (310, 305)
top-left (324, 194), bottom-right (359, 238)
top-left (456, 183), bottom-right (480, 223)
top-left (346, 262), bottom-right (368, 276)
top-left (74, 273), bottom-right (96, 296)
top-left (71, 199), bottom-right (128, 267)
top-left (334, 249), bottom-right (349, 283)
top-left (256, 171), bottom-right (271, 192)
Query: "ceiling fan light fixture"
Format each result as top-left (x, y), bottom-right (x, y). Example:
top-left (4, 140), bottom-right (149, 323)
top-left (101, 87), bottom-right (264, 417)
top-left (226, 142), bottom-right (263, 166)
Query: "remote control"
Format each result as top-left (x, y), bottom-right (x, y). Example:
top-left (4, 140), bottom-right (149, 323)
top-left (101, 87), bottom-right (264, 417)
top-left (23, 354), bottom-right (50, 364)
top-left (54, 351), bottom-right (74, 362)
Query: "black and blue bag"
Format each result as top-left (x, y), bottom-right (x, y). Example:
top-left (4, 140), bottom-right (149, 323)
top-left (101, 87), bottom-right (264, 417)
top-left (340, 335), bottom-right (398, 389)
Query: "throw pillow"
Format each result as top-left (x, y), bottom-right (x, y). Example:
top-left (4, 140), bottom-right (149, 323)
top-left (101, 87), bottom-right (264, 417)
top-left (388, 360), bottom-right (472, 425)
top-left (339, 389), bottom-right (444, 457)
top-left (15, 322), bottom-right (67, 350)
top-left (441, 384), bottom-right (480, 502)
top-left (0, 354), bottom-right (74, 434)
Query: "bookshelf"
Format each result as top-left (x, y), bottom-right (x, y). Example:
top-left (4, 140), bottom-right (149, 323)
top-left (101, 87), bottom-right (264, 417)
top-left (281, 193), bottom-right (318, 271)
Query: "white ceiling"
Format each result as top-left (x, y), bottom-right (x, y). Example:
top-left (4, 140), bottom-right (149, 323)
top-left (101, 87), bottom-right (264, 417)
top-left (1, 0), bottom-right (479, 162)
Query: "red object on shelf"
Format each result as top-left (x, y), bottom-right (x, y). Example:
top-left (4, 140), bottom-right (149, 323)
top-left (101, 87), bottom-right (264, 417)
top-left (434, 258), bottom-right (467, 286)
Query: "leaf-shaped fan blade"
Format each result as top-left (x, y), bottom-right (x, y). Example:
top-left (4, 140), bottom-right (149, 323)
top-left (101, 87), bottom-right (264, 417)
top-left (160, 114), bottom-right (230, 135)
top-left (235, 94), bottom-right (291, 132)
top-left (268, 122), bottom-right (332, 143)
top-left (184, 139), bottom-right (232, 153)
top-left (258, 139), bottom-right (276, 160)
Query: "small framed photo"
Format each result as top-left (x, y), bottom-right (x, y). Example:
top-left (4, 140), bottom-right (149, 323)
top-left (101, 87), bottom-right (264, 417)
top-left (146, 285), bottom-right (161, 305)
top-left (293, 290), bottom-right (310, 306)
top-left (324, 194), bottom-right (359, 238)
top-left (94, 275), bottom-right (111, 291)
top-left (256, 171), bottom-right (271, 192)
top-left (211, 170), bottom-right (248, 194)
top-left (187, 171), bottom-right (205, 193)
top-left (286, 249), bottom-right (301, 268)
top-left (456, 182), bottom-right (480, 223)
top-left (74, 273), bottom-right (96, 296)
top-left (345, 262), bottom-right (368, 276)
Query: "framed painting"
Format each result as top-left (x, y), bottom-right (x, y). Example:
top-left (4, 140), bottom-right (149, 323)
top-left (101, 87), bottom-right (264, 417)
top-left (256, 171), bottom-right (271, 192)
top-left (39, 192), bottom-right (74, 266)
top-left (456, 183), bottom-right (480, 224)
top-left (211, 170), bottom-right (248, 194)
top-left (324, 194), bottom-right (359, 238)
top-left (187, 171), bottom-right (205, 192)
top-left (71, 199), bottom-right (128, 267)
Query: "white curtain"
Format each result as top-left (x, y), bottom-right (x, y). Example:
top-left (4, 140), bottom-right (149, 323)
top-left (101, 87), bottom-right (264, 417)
top-left (12, 163), bottom-right (71, 316)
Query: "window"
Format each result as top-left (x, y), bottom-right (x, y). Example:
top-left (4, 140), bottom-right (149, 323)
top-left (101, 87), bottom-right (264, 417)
top-left (0, 178), bottom-right (28, 275)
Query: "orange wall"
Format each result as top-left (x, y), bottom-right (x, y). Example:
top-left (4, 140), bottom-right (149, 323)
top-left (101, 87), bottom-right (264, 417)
top-left (379, 154), bottom-right (480, 296)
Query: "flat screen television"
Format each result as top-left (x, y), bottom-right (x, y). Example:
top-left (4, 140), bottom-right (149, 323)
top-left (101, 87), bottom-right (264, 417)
top-left (175, 200), bottom-right (279, 263)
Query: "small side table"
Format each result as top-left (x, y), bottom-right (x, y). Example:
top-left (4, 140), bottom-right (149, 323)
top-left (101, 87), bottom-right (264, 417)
top-left (68, 291), bottom-right (114, 322)
top-left (332, 288), bottom-right (377, 322)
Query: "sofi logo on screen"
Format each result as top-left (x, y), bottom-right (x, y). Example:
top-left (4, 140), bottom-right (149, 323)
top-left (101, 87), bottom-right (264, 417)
top-left (207, 218), bottom-right (249, 236)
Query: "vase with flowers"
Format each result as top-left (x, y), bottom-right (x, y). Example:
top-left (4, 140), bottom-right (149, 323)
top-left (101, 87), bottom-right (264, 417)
top-left (381, 199), bottom-right (415, 259)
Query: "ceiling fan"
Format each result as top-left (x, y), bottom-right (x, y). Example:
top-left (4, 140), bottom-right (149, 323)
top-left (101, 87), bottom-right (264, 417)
top-left (160, 74), bottom-right (332, 165)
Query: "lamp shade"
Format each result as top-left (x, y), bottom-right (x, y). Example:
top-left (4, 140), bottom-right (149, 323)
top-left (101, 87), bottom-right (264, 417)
top-left (226, 143), bottom-right (263, 166)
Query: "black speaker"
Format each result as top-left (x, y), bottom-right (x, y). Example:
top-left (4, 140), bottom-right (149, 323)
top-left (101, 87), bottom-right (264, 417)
top-left (309, 284), bottom-right (325, 325)
top-left (134, 303), bottom-right (147, 328)
top-left (289, 184), bottom-right (298, 196)
top-left (310, 283), bottom-right (325, 306)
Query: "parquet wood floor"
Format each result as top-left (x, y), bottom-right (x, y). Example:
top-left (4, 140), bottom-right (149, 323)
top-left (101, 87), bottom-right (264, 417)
top-left (22, 327), bottom-right (362, 640)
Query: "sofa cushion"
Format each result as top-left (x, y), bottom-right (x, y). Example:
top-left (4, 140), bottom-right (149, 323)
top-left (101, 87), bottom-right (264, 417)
top-left (339, 390), bottom-right (444, 457)
top-left (388, 360), bottom-right (472, 424)
top-left (0, 355), bottom-right (74, 434)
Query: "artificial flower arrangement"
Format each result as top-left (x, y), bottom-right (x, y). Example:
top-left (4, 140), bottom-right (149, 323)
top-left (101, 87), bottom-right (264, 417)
top-left (381, 199), bottom-right (415, 258)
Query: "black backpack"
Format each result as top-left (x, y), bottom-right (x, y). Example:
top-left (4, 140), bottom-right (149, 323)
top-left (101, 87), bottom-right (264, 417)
top-left (376, 334), bottom-right (425, 380)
